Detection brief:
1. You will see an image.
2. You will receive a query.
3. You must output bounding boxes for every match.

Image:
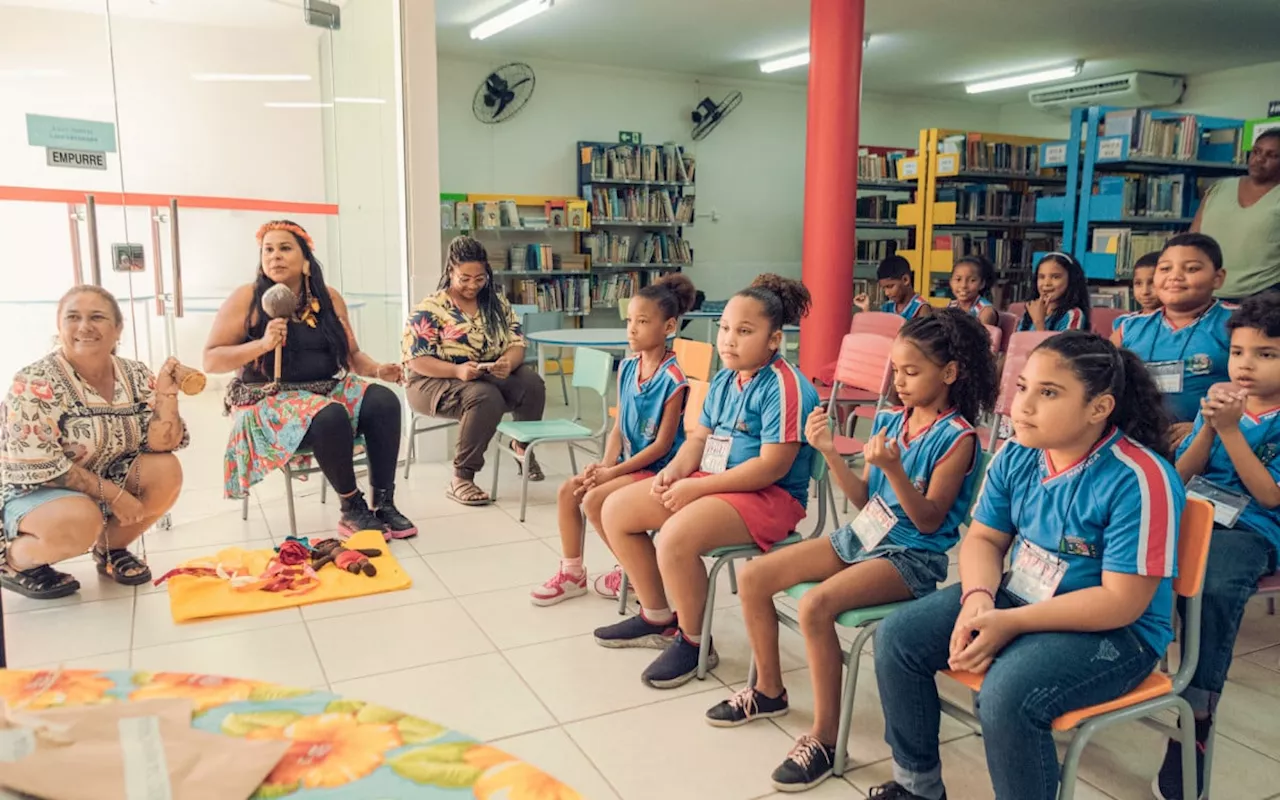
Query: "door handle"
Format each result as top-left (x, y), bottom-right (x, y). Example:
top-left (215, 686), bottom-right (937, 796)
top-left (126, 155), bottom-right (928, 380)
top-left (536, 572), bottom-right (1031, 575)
top-left (67, 203), bottom-right (84, 285)
top-left (169, 198), bottom-right (184, 318)
top-left (150, 206), bottom-right (165, 317)
top-left (84, 194), bottom-right (101, 286)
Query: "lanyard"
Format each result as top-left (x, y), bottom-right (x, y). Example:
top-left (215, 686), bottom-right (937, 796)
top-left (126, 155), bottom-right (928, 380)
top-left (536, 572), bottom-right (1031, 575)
top-left (1015, 442), bottom-right (1099, 554)
top-left (711, 362), bottom-right (768, 433)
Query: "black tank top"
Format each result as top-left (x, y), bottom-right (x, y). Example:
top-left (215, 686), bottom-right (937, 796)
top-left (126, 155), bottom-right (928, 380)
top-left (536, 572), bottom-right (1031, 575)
top-left (241, 319), bottom-right (341, 384)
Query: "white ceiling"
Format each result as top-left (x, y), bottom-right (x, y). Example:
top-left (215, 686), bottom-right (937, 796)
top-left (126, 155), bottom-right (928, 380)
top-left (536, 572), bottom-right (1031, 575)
top-left (0, 0), bottom-right (342, 30)
top-left (436, 0), bottom-right (1280, 102)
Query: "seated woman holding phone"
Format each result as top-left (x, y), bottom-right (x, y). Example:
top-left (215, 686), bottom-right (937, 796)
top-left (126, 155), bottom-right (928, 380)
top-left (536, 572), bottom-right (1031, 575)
top-left (404, 236), bottom-right (548, 506)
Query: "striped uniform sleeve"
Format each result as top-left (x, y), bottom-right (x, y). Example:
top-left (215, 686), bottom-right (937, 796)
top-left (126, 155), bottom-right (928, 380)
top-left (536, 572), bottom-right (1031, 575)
top-left (936, 418), bottom-right (978, 471)
top-left (1062, 307), bottom-right (1086, 331)
top-left (1106, 438), bottom-right (1182, 578)
top-left (699, 371), bottom-right (728, 430)
top-left (910, 298), bottom-right (929, 319)
top-left (759, 362), bottom-right (806, 445)
top-left (971, 442), bottom-right (1016, 536)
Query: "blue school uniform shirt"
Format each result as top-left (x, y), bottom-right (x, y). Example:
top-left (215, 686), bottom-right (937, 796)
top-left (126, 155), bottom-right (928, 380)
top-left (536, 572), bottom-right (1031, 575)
top-left (1175, 407), bottom-right (1280, 550)
top-left (616, 352), bottom-right (688, 471)
top-left (880, 294), bottom-right (930, 320)
top-left (948, 296), bottom-right (994, 319)
top-left (1015, 306), bottom-right (1087, 333)
top-left (698, 354), bottom-right (821, 506)
top-left (972, 427), bottom-right (1185, 654)
top-left (865, 407), bottom-right (980, 554)
top-left (1117, 301), bottom-right (1234, 423)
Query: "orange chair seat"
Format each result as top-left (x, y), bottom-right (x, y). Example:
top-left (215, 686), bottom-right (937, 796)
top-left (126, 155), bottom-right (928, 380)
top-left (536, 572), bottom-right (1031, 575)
top-left (942, 669), bottom-right (1172, 732)
top-left (608, 405), bottom-right (618, 419)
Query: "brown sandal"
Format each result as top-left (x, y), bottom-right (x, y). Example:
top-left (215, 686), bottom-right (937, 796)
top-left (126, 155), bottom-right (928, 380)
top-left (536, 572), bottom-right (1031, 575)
top-left (510, 442), bottom-right (545, 482)
top-left (93, 545), bottom-right (153, 586)
top-left (0, 544), bottom-right (80, 599)
top-left (446, 478), bottom-right (493, 507)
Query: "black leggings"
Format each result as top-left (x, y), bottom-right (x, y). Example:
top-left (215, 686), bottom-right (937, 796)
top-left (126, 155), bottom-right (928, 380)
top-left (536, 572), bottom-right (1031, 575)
top-left (298, 383), bottom-right (400, 496)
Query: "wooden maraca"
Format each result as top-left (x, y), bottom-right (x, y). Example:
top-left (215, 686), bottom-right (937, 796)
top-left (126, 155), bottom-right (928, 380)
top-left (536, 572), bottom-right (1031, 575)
top-left (174, 364), bottom-right (206, 395)
top-left (261, 284), bottom-right (297, 383)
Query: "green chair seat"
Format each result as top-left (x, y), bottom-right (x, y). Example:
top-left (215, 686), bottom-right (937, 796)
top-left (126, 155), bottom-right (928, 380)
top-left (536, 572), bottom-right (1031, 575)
top-left (496, 419), bottom-right (594, 441)
top-left (783, 581), bottom-right (910, 628)
top-left (706, 533), bottom-right (801, 560)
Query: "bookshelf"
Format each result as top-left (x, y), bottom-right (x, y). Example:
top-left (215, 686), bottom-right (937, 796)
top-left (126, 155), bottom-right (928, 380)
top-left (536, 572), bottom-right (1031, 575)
top-left (577, 140), bottom-right (696, 310)
top-left (1038, 106), bottom-right (1247, 287)
top-left (854, 146), bottom-right (917, 306)
top-left (898, 129), bottom-right (1068, 308)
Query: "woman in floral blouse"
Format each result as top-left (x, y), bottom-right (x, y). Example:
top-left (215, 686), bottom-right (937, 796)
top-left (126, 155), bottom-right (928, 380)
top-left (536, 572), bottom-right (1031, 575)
top-left (0, 286), bottom-right (188, 599)
top-left (404, 236), bottom-right (547, 505)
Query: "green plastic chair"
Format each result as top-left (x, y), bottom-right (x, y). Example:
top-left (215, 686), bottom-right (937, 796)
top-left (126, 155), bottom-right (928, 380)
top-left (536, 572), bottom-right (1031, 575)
top-left (491, 346), bottom-right (613, 521)
top-left (757, 448), bottom-right (993, 777)
top-left (241, 435), bottom-right (368, 536)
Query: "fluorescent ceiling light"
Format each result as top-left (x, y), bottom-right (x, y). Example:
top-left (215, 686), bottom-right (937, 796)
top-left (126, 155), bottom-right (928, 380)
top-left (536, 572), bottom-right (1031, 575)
top-left (334, 97), bottom-right (387, 104)
top-left (757, 36), bottom-right (871, 74)
top-left (192, 73), bottom-right (312, 82)
top-left (470, 0), bottom-right (553, 41)
top-left (264, 102), bottom-right (333, 109)
top-left (965, 62), bottom-right (1083, 94)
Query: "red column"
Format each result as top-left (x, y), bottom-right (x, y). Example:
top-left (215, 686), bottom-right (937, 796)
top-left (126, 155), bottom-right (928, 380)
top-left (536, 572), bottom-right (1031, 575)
top-left (799, 0), bottom-right (864, 377)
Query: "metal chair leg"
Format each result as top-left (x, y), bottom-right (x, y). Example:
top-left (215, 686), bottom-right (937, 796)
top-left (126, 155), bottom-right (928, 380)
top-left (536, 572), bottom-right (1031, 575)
top-left (1175, 698), bottom-right (1198, 800)
top-left (728, 560), bottom-right (738, 595)
top-left (491, 438), bottom-right (502, 502)
top-left (833, 625), bottom-right (876, 776)
top-left (698, 557), bottom-right (729, 679)
top-left (404, 421), bottom-right (416, 480)
top-left (241, 494), bottom-right (250, 521)
top-left (1269, 596), bottom-right (1276, 615)
top-left (828, 480), bottom-right (842, 529)
top-left (320, 478), bottom-right (327, 504)
top-left (282, 466), bottom-right (298, 536)
top-left (518, 442), bottom-right (536, 523)
top-left (567, 443), bottom-right (578, 475)
top-left (617, 571), bottom-right (630, 615)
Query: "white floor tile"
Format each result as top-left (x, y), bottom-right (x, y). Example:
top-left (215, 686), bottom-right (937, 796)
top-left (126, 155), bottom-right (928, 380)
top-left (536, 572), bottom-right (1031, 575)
top-left (300, 555), bottom-right (450, 621)
top-left (409, 507), bottom-right (535, 555)
top-left (703, 607), bottom-right (808, 687)
top-left (504, 634), bottom-right (722, 723)
top-left (423, 540), bottom-right (561, 596)
top-left (331, 652), bottom-right (555, 741)
top-left (488, 728), bottom-right (620, 800)
top-left (30, 650), bottom-right (133, 672)
top-left (141, 506), bottom-right (275, 553)
top-left (130, 624), bottom-right (325, 688)
top-left (257, 494), bottom-right (345, 538)
top-left (5, 597), bottom-right (134, 667)
top-left (308, 599), bottom-right (493, 682)
top-left (753, 779), bottom-right (865, 800)
top-left (131, 590), bottom-right (302, 649)
top-left (458, 586), bottom-right (624, 650)
top-left (1, 557), bottom-right (137, 614)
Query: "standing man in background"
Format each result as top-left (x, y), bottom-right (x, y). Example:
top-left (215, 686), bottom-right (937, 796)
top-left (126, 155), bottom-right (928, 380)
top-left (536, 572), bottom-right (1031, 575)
top-left (1194, 129), bottom-right (1280, 301)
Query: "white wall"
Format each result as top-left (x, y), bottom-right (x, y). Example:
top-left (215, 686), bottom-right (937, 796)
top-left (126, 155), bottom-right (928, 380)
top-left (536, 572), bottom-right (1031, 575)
top-left (437, 55), bottom-right (1002, 302)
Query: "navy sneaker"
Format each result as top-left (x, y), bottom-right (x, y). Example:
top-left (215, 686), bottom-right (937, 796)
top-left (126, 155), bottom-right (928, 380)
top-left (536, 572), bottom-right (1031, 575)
top-left (867, 783), bottom-right (947, 800)
top-left (593, 613), bottom-right (678, 650)
top-left (705, 686), bottom-right (789, 727)
top-left (1152, 718), bottom-right (1210, 800)
top-left (771, 734), bottom-right (836, 793)
top-left (641, 632), bottom-right (717, 689)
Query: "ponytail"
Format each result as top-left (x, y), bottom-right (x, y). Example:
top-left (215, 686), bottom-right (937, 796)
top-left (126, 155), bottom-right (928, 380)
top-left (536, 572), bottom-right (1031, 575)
top-left (736, 273), bottom-right (812, 332)
top-left (899, 308), bottom-right (998, 426)
top-left (636, 273), bottom-right (697, 320)
top-left (1034, 331), bottom-right (1171, 459)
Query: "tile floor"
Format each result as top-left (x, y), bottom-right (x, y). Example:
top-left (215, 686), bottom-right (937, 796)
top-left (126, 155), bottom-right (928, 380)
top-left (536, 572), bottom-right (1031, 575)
top-left (5, 392), bottom-right (1280, 799)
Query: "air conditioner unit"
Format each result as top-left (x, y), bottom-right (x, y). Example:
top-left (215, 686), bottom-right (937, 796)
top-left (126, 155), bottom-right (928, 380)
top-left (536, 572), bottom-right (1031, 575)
top-left (1028, 72), bottom-right (1185, 112)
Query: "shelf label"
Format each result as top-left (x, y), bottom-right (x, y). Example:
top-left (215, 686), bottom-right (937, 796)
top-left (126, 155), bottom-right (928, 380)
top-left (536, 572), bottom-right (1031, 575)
top-left (1042, 142), bottom-right (1068, 167)
top-left (897, 158), bottom-right (920, 179)
top-left (1097, 135), bottom-right (1128, 162)
top-left (935, 154), bottom-right (959, 176)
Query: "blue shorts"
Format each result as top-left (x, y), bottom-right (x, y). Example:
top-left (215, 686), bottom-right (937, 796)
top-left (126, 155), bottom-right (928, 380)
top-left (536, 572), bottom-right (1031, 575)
top-left (828, 522), bottom-right (949, 599)
top-left (2, 487), bottom-right (87, 541)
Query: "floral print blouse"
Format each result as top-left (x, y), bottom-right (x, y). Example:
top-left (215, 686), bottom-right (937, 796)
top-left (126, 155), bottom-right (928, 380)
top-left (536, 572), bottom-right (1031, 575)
top-left (0, 352), bottom-right (189, 505)
top-left (401, 291), bottom-right (525, 366)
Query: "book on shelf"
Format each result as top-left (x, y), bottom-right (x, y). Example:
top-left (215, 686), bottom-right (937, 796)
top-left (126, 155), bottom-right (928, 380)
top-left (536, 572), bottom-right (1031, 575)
top-left (1090, 228), bottom-right (1173, 278)
top-left (1102, 110), bottom-right (1244, 163)
top-left (1090, 285), bottom-right (1133, 310)
top-left (566, 199), bottom-right (589, 229)
top-left (1094, 175), bottom-right (1188, 218)
top-left (857, 148), bottom-right (911, 182)
top-left (472, 201), bottom-right (499, 230)
top-left (455, 202), bottom-right (474, 231)
top-left (581, 142), bottom-right (695, 184)
top-left (856, 240), bottom-right (899, 263)
top-left (939, 133), bottom-right (1044, 174)
top-left (582, 231), bottom-right (692, 265)
top-left (513, 277), bottom-right (592, 315)
top-left (587, 186), bottom-right (692, 224)
top-left (933, 232), bottom-right (1061, 273)
top-left (939, 185), bottom-right (1045, 223)
top-left (856, 195), bottom-right (906, 221)
top-left (498, 200), bottom-right (520, 227)
top-left (544, 200), bottom-right (566, 228)
top-left (509, 243), bottom-right (556, 272)
top-left (441, 201), bottom-right (456, 230)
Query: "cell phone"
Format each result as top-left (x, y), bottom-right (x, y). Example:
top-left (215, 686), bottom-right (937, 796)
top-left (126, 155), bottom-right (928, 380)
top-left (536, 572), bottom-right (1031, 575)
top-left (476, 362), bottom-right (497, 371)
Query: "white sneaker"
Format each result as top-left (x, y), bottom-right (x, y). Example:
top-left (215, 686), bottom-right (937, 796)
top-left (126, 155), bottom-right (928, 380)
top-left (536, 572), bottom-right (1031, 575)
top-left (592, 565), bottom-right (635, 599)
top-left (530, 568), bottom-right (588, 607)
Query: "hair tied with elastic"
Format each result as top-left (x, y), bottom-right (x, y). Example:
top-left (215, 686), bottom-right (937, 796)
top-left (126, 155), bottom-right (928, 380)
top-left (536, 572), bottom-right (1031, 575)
top-left (256, 221), bottom-right (315, 251)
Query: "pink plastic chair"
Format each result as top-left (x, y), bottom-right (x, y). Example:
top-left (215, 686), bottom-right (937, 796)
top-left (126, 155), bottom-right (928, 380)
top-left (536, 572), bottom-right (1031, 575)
top-left (997, 311), bottom-right (1019, 354)
top-left (1259, 572), bottom-right (1280, 615)
top-left (827, 333), bottom-right (894, 451)
top-left (850, 311), bottom-right (906, 338)
top-left (978, 330), bottom-right (1057, 452)
top-left (1008, 302), bottom-right (1027, 321)
top-left (984, 324), bottom-right (1002, 354)
top-left (1090, 307), bottom-right (1126, 339)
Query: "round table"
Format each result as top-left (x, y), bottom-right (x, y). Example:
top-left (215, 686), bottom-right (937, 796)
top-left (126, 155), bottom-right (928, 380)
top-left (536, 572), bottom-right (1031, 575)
top-left (0, 668), bottom-right (579, 799)
top-left (525, 328), bottom-right (642, 381)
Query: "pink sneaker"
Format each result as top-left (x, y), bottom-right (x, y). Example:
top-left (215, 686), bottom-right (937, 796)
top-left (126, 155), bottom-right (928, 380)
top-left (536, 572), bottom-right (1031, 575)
top-left (530, 568), bottom-right (588, 607)
top-left (592, 565), bottom-right (635, 600)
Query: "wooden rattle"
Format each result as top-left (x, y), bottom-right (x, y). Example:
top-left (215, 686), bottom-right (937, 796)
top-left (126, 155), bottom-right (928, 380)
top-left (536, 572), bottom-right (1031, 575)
top-left (261, 284), bottom-right (297, 383)
top-left (174, 364), bottom-right (206, 395)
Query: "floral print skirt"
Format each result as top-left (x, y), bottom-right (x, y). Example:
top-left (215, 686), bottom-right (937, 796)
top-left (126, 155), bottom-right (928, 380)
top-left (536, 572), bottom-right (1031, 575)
top-left (223, 375), bottom-right (368, 499)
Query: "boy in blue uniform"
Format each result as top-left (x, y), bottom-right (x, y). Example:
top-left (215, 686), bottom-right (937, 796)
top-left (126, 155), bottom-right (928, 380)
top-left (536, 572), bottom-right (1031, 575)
top-left (856, 255), bottom-right (931, 320)
top-left (870, 332), bottom-right (1184, 800)
top-left (1113, 233), bottom-right (1233, 447)
top-left (1160, 292), bottom-right (1280, 799)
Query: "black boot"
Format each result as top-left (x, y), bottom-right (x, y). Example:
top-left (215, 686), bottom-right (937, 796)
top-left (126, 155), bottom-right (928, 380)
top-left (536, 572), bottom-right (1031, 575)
top-left (337, 490), bottom-right (389, 541)
top-left (372, 487), bottom-right (418, 540)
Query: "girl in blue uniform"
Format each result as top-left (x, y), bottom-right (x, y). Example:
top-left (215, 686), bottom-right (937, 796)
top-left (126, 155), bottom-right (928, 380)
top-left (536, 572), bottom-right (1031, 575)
top-left (531, 274), bottom-right (695, 606)
top-left (871, 331), bottom-right (1184, 800)
top-left (1112, 233), bottom-right (1233, 448)
top-left (1016, 252), bottom-right (1091, 333)
top-left (594, 274), bottom-right (821, 689)
top-left (704, 309), bottom-right (998, 793)
top-left (1159, 293), bottom-right (1280, 799)
top-left (947, 255), bottom-right (999, 326)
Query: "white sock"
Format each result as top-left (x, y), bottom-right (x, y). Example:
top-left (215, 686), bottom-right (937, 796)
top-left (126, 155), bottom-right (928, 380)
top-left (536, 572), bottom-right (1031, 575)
top-left (641, 607), bottom-right (674, 625)
top-left (561, 557), bottom-right (584, 577)
top-left (683, 631), bottom-right (702, 645)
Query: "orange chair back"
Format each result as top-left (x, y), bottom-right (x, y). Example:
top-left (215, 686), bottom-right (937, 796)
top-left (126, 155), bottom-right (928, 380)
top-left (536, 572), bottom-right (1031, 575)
top-left (997, 311), bottom-right (1019, 354)
top-left (833, 333), bottom-right (894, 397)
top-left (1090, 307), bottom-right (1126, 339)
top-left (673, 338), bottom-right (715, 381)
top-left (995, 331), bottom-right (1058, 416)
top-left (850, 311), bottom-right (905, 339)
top-left (684, 379), bottom-right (710, 434)
top-left (984, 324), bottom-right (1002, 354)
top-left (1174, 498), bottom-right (1214, 598)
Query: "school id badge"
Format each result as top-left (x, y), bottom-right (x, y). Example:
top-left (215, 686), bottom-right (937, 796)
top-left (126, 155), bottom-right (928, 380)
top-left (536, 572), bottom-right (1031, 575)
top-left (851, 495), bottom-right (897, 551)
top-left (1186, 475), bottom-right (1249, 528)
top-left (1004, 540), bottom-right (1067, 605)
top-left (1146, 360), bottom-right (1184, 394)
top-left (700, 434), bottom-right (732, 474)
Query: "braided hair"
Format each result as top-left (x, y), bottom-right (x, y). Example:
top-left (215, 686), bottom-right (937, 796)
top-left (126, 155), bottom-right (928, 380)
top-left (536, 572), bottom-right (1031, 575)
top-left (636, 273), bottom-right (697, 320)
top-left (440, 235), bottom-right (505, 333)
top-left (898, 308), bottom-right (998, 426)
top-left (736, 273), bottom-right (812, 332)
top-left (1035, 331), bottom-right (1170, 460)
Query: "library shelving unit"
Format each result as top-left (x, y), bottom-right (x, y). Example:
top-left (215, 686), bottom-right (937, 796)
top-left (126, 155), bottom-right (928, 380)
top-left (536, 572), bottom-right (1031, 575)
top-left (855, 146), bottom-right (917, 283)
top-left (898, 129), bottom-right (1068, 308)
top-left (577, 141), bottom-right (695, 311)
top-left (440, 192), bottom-right (594, 316)
top-left (1036, 106), bottom-right (1247, 295)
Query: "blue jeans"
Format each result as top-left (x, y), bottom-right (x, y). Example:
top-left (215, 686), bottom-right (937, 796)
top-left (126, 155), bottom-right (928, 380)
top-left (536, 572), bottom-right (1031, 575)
top-left (1180, 526), bottom-right (1278, 714)
top-left (875, 583), bottom-right (1158, 800)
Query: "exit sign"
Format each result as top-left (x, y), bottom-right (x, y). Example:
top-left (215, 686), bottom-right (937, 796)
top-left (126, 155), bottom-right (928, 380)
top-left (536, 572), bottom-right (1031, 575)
top-left (619, 131), bottom-right (642, 145)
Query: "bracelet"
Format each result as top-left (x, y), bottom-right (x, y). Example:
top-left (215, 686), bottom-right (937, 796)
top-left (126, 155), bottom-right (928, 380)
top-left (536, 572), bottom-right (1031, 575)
top-left (96, 475), bottom-right (106, 505)
top-left (960, 586), bottom-right (996, 606)
top-left (111, 484), bottom-right (124, 504)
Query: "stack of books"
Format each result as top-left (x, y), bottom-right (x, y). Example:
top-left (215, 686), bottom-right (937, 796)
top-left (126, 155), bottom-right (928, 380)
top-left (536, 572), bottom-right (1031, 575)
top-left (942, 185), bottom-right (1044, 222)
top-left (939, 134), bottom-right (1043, 174)
top-left (583, 143), bottom-right (695, 183)
top-left (856, 196), bottom-right (906, 222)
top-left (1102, 110), bottom-right (1245, 163)
top-left (1095, 175), bottom-right (1189, 218)
top-left (934, 232), bottom-right (1061, 272)
top-left (509, 244), bottom-right (556, 272)
top-left (857, 149), bottom-right (910, 181)
top-left (514, 278), bottom-right (592, 314)
top-left (856, 240), bottom-right (899, 263)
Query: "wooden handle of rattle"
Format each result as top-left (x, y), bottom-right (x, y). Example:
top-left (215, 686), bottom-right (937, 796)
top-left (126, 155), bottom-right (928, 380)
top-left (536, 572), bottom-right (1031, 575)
top-left (274, 344), bottom-right (282, 382)
top-left (172, 364), bottom-right (207, 396)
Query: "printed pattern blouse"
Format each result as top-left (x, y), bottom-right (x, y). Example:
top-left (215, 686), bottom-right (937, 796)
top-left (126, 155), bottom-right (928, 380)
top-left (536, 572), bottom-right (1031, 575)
top-left (0, 353), bottom-right (189, 504)
top-left (401, 291), bottom-right (525, 365)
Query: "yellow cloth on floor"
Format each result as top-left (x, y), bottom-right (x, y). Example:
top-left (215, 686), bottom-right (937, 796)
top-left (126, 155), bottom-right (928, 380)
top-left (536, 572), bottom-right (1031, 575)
top-left (163, 530), bottom-right (412, 622)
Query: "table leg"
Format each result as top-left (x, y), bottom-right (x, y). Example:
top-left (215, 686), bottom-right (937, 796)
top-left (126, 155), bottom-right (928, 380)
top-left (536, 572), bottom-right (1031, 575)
top-left (537, 342), bottom-right (546, 380)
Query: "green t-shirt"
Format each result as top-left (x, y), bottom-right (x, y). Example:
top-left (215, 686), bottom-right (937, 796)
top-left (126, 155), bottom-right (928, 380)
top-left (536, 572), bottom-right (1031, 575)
top-left (1200, 177), bottom-right (1280, 297)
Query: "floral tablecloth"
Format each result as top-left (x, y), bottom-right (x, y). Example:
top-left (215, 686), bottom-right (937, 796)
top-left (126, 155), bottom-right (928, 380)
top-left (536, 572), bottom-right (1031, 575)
top-left (0, 669), bottom-right (581, 800)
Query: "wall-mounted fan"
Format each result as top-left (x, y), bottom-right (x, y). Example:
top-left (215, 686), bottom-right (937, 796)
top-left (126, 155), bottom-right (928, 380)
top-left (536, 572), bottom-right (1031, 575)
top-left (691, 91), bottom-right (742, 140)
top-left (473, 62), bottom-right (536, 124)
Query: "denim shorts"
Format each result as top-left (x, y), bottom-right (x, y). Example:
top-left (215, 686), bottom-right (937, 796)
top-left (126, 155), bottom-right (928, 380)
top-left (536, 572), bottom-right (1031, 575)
top-left (828, 522), bottom-right (949, 598)
top-left (2, 487), bottom-right (86, 541)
